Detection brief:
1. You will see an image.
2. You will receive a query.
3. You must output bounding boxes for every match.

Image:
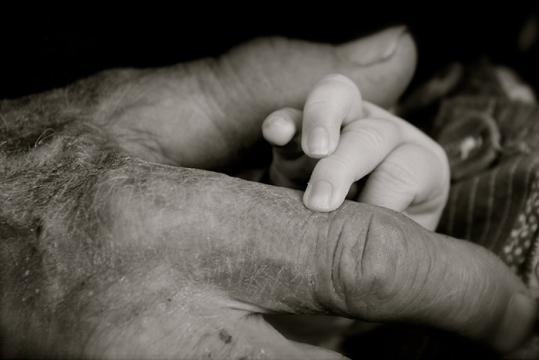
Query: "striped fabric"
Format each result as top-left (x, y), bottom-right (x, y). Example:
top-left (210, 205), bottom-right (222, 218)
top-left (435, 97), bottom-right (539, 289)
top-left (431, 72), bottom-right (539, 357)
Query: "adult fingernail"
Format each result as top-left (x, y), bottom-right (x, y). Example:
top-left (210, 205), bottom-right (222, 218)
top-left (337, 25), bottom-right (409, 66)
top-left (305, 180), bottom-right (333, 210)
top-left (308, 126), bottom-right (329, 156)
top-left (493, 292), bottom-right (537, 353)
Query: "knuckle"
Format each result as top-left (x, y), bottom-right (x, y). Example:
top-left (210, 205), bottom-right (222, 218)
top-left (353, 211), bottom-right (407, 307)
top-left (314, 205), bottom-right (413, 315)
top-left (316, 155), bottom-right (354, 178)
top-left (354, 127), bottom-right (388, 158)
top-left (348, 119), bottom-right (399, 150)
top-left (357, 211), bottom-right (446, 319)
top-left (377, 156), bottom-right (420, 190)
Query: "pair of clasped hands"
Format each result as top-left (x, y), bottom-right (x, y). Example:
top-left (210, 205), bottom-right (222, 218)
top-left (89, 26), bottom-right (536, 358)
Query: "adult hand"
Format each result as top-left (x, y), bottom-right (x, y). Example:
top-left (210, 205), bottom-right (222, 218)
top-left (100, 27), bottom-right (415, 170)
top-left (1, 27), bottom-right (535, 359)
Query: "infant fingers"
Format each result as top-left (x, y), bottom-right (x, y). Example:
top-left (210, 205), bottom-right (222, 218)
top-left (303, 103), bottom-right (450, 220)
top-left (264, 90), bottom-right (450, 230)
top-left (358, 143), bottom-right (449, 230)
top-left (304, 117), bottom-right (402, 211)
top-left (302, 74), bottom-right (363, 158)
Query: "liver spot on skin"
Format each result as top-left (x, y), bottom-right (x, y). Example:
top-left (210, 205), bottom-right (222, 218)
top-left (218, 329), bottom-right (232, 344)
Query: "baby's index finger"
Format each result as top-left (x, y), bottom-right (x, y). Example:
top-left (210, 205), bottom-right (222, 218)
top-left (301, 74), bottom-right (364, 159)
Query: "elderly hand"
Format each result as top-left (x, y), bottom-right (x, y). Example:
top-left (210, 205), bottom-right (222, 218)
top-left (1, 27), bottom-right (535, 359)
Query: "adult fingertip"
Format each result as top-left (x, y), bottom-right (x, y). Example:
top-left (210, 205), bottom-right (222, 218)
top-left (493, 292), bottom-right (537, 353)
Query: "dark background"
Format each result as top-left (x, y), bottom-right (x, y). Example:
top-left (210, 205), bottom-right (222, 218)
top-left (1, 7), bottom-right (538, 100)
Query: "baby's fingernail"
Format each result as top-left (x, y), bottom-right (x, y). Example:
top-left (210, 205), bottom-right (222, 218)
top-left (337, 25), bottom-right (408, 67)
top-left (305, 180), bottom-right (333, 210)
top-left (264, 116), bottom-right (295, 146)
top-left (266, 116), bottom-right (288, 130)
top-left (308, 126), bottom-right (329, 156)
top-left (493, 292), bottom-right (537, 353)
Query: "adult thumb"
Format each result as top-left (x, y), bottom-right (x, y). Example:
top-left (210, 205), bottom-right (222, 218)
top-left (106, 27), bottom-right (416, 169)
top-left (166, 26), bottom-right (416, 169)
top-left (199, 26), bottom-right (416, 120)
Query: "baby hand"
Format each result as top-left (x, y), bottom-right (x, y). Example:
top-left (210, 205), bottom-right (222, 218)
top-left (262, 74), bottom-right (450, 230)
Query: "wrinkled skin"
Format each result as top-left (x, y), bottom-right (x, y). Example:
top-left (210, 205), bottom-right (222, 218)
top-left (0, 30), bottom-right (536, 359)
